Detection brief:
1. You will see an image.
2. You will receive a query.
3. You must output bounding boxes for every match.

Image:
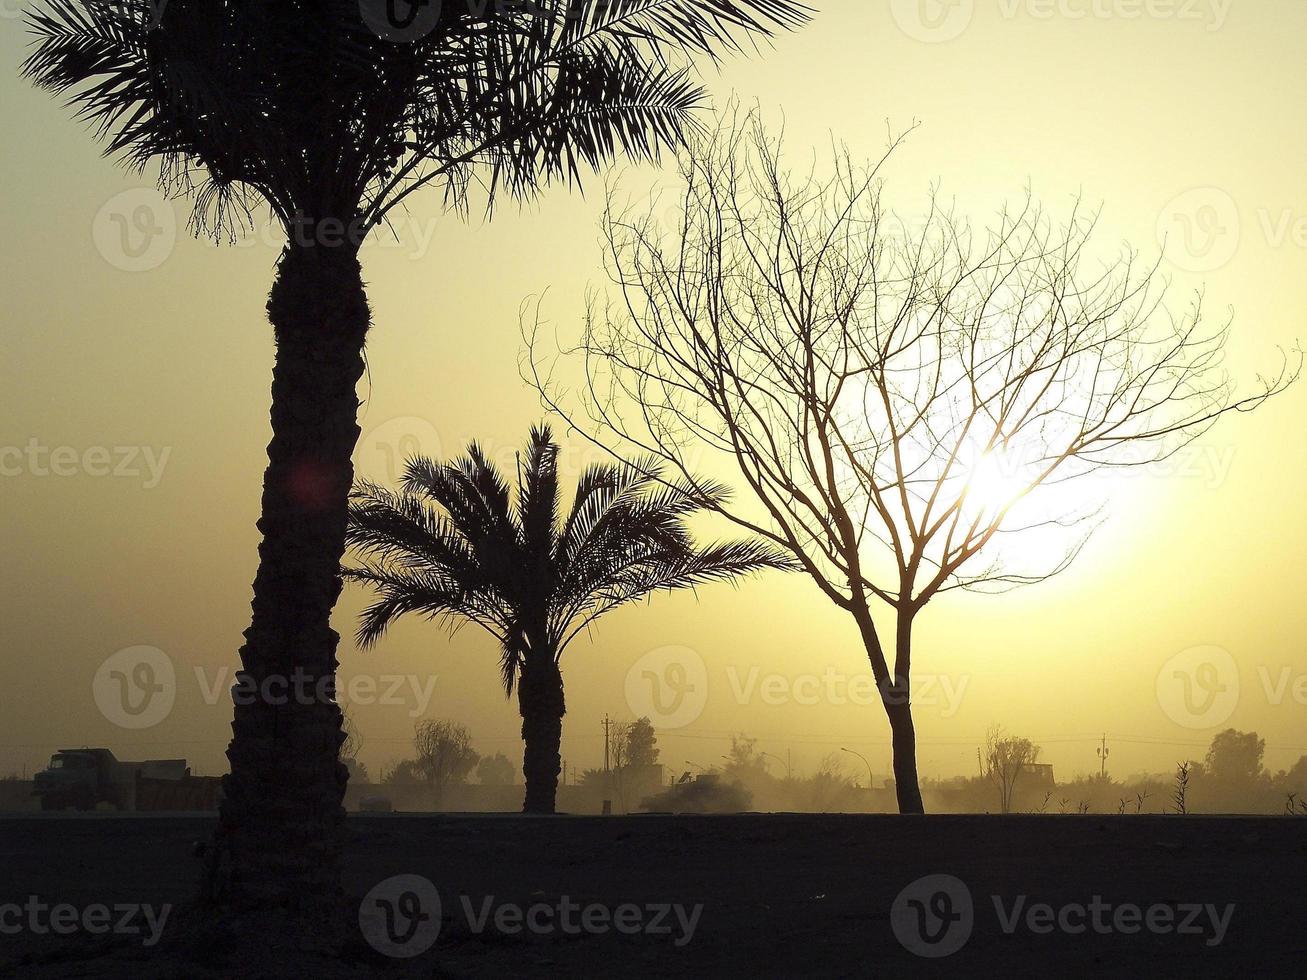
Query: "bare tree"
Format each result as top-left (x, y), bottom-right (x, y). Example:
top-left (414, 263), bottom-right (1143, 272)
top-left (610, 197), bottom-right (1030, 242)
top-left (984, 726), bottom-right (1040, 814)
top-left (340, 708), bottom-right (369, 784)
top-left (413, 720), bottom-right (479, 808)
top-left (528, 112), bottom-right (1297, 813)
top-left (606, 719), bottom-right (635, 810)
top-left (608, 720), bottom-right (635, 771)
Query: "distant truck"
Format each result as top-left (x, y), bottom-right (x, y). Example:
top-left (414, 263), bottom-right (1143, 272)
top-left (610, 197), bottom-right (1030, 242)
top-left (32, 748), bottom-right (222, 811)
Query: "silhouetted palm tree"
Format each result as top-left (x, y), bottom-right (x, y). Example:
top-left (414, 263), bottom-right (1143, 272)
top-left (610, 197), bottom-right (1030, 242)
top-left (22, 0), bottom-right (809, 910)
top-left (345, 426), bottom-right (792, 813)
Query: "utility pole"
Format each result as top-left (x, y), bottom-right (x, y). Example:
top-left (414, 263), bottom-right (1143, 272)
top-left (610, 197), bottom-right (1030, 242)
top-left (1097, 734), bottom-right (1110, 779)
top-left (602, 714), bottom-right (612, 773)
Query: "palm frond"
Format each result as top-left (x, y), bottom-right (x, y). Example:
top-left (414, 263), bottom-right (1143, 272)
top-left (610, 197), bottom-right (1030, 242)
top-left (518, 424), bottom-right (561, 565)
top-left (346, 481), bottom-right (483, 583)
top-left (346, 428), bottom-right (794, 689)
top-left (342, 564), bottom-right (482, 648)
top-left (24, 0), bottom-right (811, 232)
top-left (557, 458), bottom-right (654, 562)
top-left (559, 0), bottom-right (813, 60)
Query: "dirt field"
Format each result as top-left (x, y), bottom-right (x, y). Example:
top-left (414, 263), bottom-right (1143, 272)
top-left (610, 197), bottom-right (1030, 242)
top-left (1, 812), bottom-right (1303, 977)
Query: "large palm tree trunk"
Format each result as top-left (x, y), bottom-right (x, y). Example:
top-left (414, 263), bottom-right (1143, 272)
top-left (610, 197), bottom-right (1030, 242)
top-left (518, 658), bottom-right (565, 814)
top-left (206, 240), bottom-right (370, 910)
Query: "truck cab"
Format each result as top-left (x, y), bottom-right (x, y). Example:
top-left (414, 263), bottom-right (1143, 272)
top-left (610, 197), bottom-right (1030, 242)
top-left (31, 749), bottom-right (189, 811)
top-left (32, 749), bottom-right (115, 810)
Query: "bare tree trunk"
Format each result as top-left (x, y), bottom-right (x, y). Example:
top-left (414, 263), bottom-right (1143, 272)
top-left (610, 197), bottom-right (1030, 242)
top-left (882, 696), bottom-right (925, 814)
top-left (205, 240), bottom-right (370, 911)
top-left (852, 602), bottom-right (926, 814)
top-left (888, 608), bottom-right (926, 814)
top-left (518, 657), bottom-right (565, 814)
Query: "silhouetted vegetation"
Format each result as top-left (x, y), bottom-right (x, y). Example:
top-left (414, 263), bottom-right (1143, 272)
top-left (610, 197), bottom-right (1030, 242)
top-left (919, 729), bottom-right (1307, 815)
top-left (413, 720), bottom-right (480, 806)
top-left (477, 753), bottom-right (517, 787)
top-left (530, 110), bottom-right (1299, 815)
top-left (1172, 762), bottom-right (1191, 815)
top-left (22, 0), bottom-right (810, 916)
top-left (984, 726), bottom-right (1041, 815)
top-left (642, 776), bottom-right (753, 814)
top-left (344, 426), bottom-right (791, 813)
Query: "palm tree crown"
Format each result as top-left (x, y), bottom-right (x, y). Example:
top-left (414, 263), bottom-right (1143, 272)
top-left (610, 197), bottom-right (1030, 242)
top-left (22, 0), bottom-right (811, 233)
top-left (345, 425), bottom-right (793, 689)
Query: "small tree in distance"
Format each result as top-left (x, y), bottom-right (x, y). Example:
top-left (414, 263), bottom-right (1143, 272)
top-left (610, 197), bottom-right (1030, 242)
top-left (380, 760), bottom-right (423, 787)
top-left (529, 111), bottom-right (1299, 814)
top-left (726, 735), bottom-right (770, 778)
top-left (1203, 728), bottom-right (1266, 784)
top-left (984, 726), bottom-right (1041, 814)
top-left (413, 720), bottom-right (479, 808)
top-left (477, 752), bottom-right (517, 787)
top-left (625, 718), bottom-right (661, 769)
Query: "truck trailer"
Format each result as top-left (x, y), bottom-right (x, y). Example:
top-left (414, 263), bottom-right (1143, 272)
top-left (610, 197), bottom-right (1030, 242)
top-left (32, 748), bottom-right (222, 811)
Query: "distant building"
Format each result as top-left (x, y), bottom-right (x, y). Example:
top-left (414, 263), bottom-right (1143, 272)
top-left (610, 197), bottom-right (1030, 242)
top-left (1020, 763), bottom-right (1055, 787)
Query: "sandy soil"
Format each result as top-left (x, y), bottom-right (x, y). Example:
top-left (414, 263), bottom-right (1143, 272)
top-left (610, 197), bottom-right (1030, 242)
top-left (1, 812), bottom-right (1303, 977)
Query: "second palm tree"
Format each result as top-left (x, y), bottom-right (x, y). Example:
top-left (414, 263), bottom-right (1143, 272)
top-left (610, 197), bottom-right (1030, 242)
top-left (345, 426), bottom-right (791, 813)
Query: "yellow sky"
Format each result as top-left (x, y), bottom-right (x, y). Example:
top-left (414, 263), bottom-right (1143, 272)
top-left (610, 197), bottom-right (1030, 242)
top-left (1, 3), bottom-right (1304, 785)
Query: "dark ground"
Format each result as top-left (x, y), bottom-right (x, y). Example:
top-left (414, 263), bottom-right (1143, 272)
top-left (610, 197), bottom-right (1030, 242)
top-left (1, 812), bottom-right (1303, 978)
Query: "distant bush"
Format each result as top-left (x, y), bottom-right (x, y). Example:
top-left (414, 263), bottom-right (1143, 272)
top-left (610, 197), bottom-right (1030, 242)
top-left (641, 777), bottom-right (752, 814)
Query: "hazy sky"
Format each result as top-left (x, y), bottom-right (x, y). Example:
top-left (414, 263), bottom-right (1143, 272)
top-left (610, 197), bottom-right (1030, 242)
top-left (2, 2), bottom-right (1304, 786)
